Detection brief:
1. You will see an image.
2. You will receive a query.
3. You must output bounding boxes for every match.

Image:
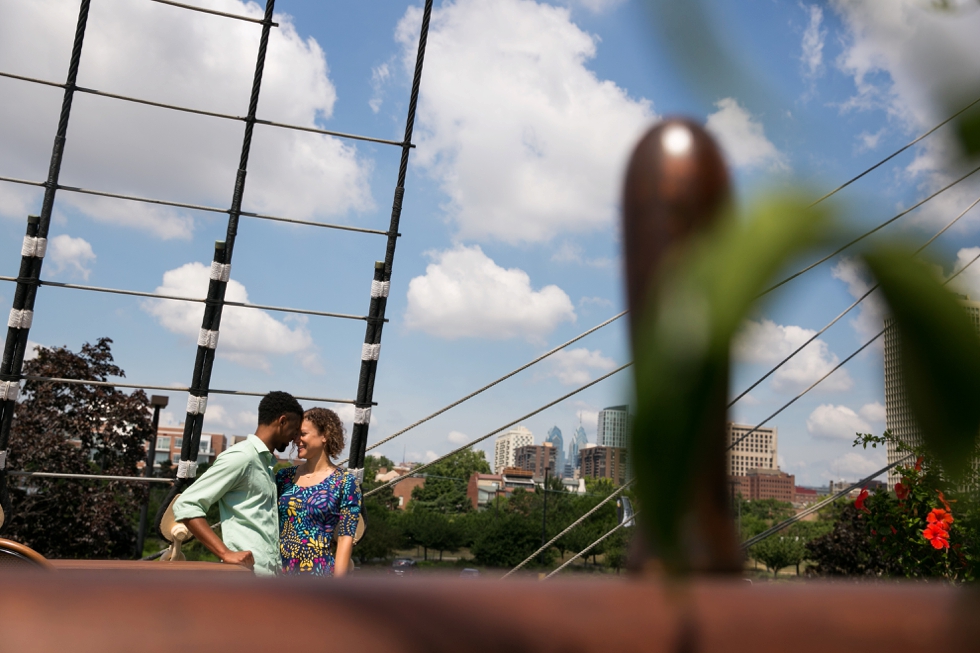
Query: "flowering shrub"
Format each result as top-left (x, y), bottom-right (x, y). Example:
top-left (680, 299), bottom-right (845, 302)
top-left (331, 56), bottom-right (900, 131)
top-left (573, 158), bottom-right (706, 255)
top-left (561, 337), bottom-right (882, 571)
top-left (830, 432), bottom-right (980, 581)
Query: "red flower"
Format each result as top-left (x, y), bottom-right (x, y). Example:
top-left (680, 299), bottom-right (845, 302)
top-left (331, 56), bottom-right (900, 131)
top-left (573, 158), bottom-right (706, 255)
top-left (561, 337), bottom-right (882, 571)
top-left (890, 525), bottom-right (898, 535)
top-left (915, 456), bottom-right (924, 471)
top-left (895, 481), bottom-right (909, 500)
top-left (854, 489), bottom-right (870, 513)
top-left (923, 523), bottom-right (950, 550)
top-left (927, 508), bottom-right (953, 528)
top-left (937, 491), bottom-right (952, 512)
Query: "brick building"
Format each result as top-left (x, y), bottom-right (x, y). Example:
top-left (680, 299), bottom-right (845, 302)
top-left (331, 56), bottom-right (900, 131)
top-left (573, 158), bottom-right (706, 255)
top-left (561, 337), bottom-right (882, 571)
top-left (149, 426), bottom-right (226, 470)
top-left (747, 468), bottom-right (794, 502)
top-left (375, 464), bottom-right (425, 510)
top-left (579, 444), bottom-right (628, 486)
top-left (514, 443), bottom-right (557, 479)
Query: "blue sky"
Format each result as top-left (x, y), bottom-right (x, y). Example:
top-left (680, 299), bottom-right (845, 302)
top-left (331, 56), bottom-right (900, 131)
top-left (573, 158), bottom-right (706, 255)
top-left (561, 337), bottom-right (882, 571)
top-left (1, 0), bottom-right (979, 485)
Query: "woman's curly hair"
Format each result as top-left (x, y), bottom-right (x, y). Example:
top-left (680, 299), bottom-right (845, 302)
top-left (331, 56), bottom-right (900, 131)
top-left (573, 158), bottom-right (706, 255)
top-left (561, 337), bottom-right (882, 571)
top-left (303, 407), bottom-right (345, 461)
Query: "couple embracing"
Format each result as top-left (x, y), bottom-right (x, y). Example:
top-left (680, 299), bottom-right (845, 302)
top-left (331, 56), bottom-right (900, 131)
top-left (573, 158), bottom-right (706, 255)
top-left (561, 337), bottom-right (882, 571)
top-left (172, 391), bottom-right (361, 576)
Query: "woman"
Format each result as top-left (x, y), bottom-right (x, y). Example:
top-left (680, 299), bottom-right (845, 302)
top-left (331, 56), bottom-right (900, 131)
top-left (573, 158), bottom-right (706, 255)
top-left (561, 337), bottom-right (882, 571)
top-left (276, 407), bottom-right (361, 576)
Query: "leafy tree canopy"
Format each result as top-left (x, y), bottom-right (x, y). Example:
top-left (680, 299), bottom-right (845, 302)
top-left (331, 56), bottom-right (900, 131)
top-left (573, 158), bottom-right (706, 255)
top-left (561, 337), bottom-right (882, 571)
top-left (3, 338), bottom-right (153, 559)
top-left (410, 449), bottom-right (490, 513)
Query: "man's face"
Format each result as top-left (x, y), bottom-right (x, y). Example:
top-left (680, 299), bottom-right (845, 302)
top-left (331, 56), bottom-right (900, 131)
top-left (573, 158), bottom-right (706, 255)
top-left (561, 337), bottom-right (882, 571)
top-left (274, 414), bottom-right (302, 453)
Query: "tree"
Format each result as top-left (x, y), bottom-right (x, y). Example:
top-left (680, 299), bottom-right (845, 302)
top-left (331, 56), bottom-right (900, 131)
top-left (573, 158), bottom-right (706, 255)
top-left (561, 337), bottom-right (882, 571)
top-left (353, 501), bottom-right (403, 563)
top-left (751, 535), bottom-right (807, 578)
top-left (3, 339), bottom-right (153, 558)
top-left (410, 449), bottom-right (491, 513)
top-left (472, 512), bottom-right (547, 568)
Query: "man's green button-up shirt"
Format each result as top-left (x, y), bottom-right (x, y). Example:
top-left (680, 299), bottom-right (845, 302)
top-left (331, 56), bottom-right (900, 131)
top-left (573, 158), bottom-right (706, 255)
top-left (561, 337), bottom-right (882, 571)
top-left (172, 434), bottom-right (279, 576)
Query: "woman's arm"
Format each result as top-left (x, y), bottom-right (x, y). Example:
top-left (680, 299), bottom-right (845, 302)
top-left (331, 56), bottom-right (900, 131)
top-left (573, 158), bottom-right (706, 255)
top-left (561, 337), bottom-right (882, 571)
top-left (334, 536), bottom-right (354, 577)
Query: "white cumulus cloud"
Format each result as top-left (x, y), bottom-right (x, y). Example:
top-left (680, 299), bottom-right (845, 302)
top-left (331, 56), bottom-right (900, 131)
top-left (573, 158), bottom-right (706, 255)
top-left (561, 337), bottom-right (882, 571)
top-left (859, 401), bottom-right (886, 424)
top-left (405, 245), bottom-right (576, 341)
top-left (733, 318), bottom-right (853, 392)
top-left (950, 247), bottom-right (980, 298)
top-left (705, 98), bottom-right (787, 171)
top-left (47, 234), bottom-right (96, 280)
top-left (829, 450), bottom-right (887, 481)
top-left (800, 5), bottom-right (826, 83)
top-left (544, 347), bottom-right (617, 385)
top-left (394, 0), bottom-right (653, 244)
top-left (806, 403), bottom-right (877, 440)
top-left (831, 0), bottom-right (980, 232)
top-left (832, 257), bottom-right (887, 343)
top-left (447, 430), bottom-right (469, 444)
top-left (0, 0), bottom-right (372, 238)
top-left (142, 262), bottom-right (319, 372)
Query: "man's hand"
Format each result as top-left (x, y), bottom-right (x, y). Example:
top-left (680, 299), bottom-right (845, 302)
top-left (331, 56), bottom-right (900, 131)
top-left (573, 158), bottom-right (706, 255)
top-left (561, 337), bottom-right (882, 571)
top-left (220, 549), bottom-right (255, 569)
top-left (181, 517), bottom-right (255, 570)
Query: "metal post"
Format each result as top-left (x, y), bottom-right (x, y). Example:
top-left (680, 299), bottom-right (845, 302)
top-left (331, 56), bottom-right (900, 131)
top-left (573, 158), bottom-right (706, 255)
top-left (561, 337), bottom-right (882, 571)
top-left (540, 467), bottom-right (549, 565)
top-left (346, 0), bottom-right (433, 482)
top-left (0, 0), bottom-right (92, 530)
top-left (155, 0), bottom-right (278, 534)
top-left (136, 395), bottom-right (168, 558)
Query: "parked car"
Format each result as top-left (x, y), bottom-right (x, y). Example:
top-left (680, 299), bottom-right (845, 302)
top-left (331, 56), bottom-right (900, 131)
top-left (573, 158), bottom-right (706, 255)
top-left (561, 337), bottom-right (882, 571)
top-left (389, 558), bottom-right (417, 577)
top-left (459, 568), bottom-right (480, 578)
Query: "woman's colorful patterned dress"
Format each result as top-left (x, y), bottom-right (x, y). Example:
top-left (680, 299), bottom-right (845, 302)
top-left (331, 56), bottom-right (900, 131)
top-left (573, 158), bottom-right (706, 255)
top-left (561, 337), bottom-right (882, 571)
top-left (276, 466), bottom-right (361, 576)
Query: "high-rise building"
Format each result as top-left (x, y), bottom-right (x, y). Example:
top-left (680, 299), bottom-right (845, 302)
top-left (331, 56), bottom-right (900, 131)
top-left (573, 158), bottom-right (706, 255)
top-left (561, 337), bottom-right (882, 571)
top-left (885, 300), bottom-right (980, 488)
top-left (568, 423), bottom-right (588, 474)
top-left (726, 422), bottom-right (777, 477)
top-left (597, 405), bottom-right (631, 449)
top-left (546, 426), bottom-right (564, 478)
top-left (493, 425), bottom-right (533, 474)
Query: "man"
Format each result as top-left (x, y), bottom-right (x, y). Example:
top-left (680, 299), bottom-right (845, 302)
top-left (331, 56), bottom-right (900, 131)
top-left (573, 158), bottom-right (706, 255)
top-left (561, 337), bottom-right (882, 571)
top-left (173, 391), bottom-right (303, 575)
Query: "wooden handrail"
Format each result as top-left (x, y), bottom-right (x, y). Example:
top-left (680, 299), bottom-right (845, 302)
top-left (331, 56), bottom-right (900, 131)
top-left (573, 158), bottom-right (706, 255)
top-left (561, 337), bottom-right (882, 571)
top-left (0, 574), bottom-right (971, 652)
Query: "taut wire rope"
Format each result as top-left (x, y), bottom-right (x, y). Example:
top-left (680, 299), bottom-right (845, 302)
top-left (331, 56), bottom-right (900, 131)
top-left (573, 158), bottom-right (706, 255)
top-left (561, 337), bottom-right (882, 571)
top-left (761, 161), bottom-right (980, 298)
top-left (364, 363), bottom-right (632, 498)
top-left (544, 509), bottom-right (640, 580)
top-left (0, 173), bottom-right (391, 235)
top-left (340, 311), bottom-right (627, 465)
top-left (740, 454), bottom-right (914, 549)
top-left (0, 71), bottom-right (410, 148)
top-left (729, 192), bottom-right (980, 408)
top-left (726, 248), bottom-right (980, 454)
top-left (501, 480), bottom-right (633, 579)
top-left (0, 275), bottom-right (380, 322)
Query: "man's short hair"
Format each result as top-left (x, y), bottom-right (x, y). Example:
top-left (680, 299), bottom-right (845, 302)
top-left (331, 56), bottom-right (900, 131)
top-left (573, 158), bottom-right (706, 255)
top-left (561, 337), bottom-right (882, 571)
top-left (257, 391), bottom-right (304, 426)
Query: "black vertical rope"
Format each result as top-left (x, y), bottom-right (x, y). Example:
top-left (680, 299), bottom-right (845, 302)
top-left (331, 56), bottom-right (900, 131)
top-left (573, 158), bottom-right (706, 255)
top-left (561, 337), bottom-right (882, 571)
top-left (155, 0), bottom-right (277, 531)
top-left (0, 0), bottom-right (91, 530)
top-left (347, 0), bottom-right (433, 474)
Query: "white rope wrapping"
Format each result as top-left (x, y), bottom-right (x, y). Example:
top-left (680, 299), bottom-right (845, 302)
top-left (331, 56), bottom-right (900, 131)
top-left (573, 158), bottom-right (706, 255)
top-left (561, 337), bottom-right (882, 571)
top-left (370, 280), bottom-right (390, 298)
top-left (186, 395), bottom-right (208, 415)
top-left (209, 261), bottom-right (231, 282)
top-left (354, 407), bottom-right (371, 425)
top-left (176, 460), bottom-right (198, 479)
top-left (350, 467), bottom-right (364, 485)
top-left (8, 309), bottom-right (33, 329)
top-left (197, 329), bottom-right (219, 349)
top-left (0, 450), bottom-right (7, 470)
top-left (0, 380), bottom-right (20, 402)
top-left (361, 343), bottom-right (381, 361)
top-left (21, 236), bottom-right (47, 258)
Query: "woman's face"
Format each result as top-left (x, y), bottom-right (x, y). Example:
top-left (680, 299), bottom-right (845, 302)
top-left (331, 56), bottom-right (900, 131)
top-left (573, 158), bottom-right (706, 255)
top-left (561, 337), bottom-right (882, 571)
top-left (295, 418), bottom-right (326, 460)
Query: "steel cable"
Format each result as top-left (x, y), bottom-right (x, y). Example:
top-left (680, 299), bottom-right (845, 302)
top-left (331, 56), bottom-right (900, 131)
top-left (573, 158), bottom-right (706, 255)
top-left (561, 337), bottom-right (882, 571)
top-left (363, 363), bottom-right (632, 498)
top-left (544, 509), bottom-right (640, 580)
top-left (342, 311), bottom-right (627, 465)
top-left (727, 247), bottom-right (980, 454)
top-left (501, 480), bottom-right (633, 579)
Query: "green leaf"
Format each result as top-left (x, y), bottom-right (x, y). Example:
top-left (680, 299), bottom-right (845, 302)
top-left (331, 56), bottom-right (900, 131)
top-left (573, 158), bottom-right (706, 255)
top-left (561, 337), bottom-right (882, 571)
top-left (631, 193), bottom-right (833, 571)
top-left (956, 105), bottom-right (980, 158)
top-left (863, 247), bottom-right (980, 481)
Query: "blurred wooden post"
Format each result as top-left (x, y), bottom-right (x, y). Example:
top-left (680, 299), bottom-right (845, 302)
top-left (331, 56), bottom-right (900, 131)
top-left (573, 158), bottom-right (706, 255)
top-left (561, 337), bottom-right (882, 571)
top-left (622, 119), bottom-right (741, 573)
